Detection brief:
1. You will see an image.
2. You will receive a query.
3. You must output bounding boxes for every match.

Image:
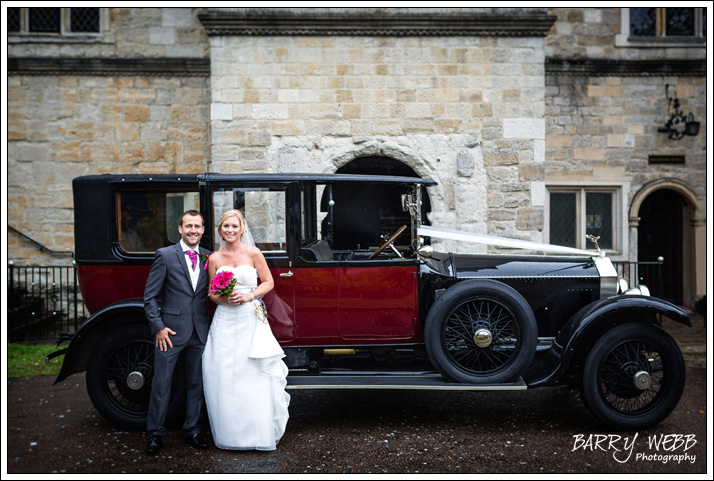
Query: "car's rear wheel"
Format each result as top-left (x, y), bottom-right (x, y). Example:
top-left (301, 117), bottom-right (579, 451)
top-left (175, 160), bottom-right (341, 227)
top-left (579, 322), bottom-right (685, 431)
top-left (425, 280), bottom-right (537, 384)
top-left (86, 324), bottom-right (185, 430)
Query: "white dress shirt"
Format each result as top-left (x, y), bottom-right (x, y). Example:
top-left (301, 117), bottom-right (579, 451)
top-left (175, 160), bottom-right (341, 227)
top-left (180, 239), bottom-right (200, 291)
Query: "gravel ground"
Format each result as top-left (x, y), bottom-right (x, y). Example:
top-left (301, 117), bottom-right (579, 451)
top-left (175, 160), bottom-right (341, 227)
top-left (4, 315), bottom-right (709, 475)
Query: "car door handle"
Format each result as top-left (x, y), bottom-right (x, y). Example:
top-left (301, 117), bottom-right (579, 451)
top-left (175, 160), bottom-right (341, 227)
top-left (280, 271), bottom-right (294, 277)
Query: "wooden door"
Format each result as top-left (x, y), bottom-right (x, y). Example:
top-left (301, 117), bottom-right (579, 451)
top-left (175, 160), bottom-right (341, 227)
top-left (637, 189), bottom-right (684, 304)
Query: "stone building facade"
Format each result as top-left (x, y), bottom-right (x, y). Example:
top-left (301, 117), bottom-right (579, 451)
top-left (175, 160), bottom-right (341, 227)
top-left (543, 8), bottom-right (706, 306)
top-left (6, 7), bottom-right (707, 307)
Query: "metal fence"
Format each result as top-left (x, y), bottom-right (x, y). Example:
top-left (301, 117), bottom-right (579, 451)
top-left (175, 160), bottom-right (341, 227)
top-left (612, 260), bottom-right (664, 298)
top-left (7, 263), bottom-right (89, 341)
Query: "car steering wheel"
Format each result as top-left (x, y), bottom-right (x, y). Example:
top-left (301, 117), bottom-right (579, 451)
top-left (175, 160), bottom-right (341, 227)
top-left (369, 225), bottom-right (407, 260)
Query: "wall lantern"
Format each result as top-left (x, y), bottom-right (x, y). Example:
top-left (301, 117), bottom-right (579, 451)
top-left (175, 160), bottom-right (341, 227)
top-left (657, 84), bottom-right (700, 140)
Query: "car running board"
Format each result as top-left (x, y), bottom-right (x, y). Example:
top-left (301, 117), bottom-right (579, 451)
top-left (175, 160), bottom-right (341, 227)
top-left (286, 374), bottom-right (527, 390)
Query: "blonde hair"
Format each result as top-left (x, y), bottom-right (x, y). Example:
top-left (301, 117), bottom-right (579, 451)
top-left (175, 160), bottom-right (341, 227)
top-left (218, 209), bottom-right (246, 241)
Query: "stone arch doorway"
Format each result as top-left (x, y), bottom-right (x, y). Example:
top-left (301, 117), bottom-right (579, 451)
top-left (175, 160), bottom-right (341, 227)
top-left (634, 181), bottom-right (697, 305)
top-left (323, 156), bottom-right (431, 250)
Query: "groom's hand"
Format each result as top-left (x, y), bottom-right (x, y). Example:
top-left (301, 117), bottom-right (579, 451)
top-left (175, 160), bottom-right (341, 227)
top-left (155, 327), bottom-right (176, 351)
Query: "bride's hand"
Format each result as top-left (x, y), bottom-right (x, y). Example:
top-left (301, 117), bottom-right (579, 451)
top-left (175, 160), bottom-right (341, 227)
top-left (228, 291), bottom-right (245, 305)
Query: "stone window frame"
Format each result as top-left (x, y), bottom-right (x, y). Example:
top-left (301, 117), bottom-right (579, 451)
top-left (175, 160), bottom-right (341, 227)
top-left (615, 8), bottom-right (706, 48)
top-left (544, 181), bottom-right (629, 257)
top-left (7, 7), bottom-right (110, 43)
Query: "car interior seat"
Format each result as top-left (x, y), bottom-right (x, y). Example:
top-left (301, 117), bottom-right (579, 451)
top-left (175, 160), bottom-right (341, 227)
top-left (301, 239), bottom-right (334, 261)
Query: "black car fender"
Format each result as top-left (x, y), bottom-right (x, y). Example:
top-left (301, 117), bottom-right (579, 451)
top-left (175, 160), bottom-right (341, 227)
top-left (52, 298), bottom-right (148, 384)
top-left (525, 294), bottom-right (691, 387)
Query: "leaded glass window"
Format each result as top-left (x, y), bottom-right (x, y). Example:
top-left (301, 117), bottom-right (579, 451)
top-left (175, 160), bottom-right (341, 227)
top-left (8, 7), bottom-right (102, 36)
top-left (629, 7), bottom-right (703, 38)
top-left (7, 7), bottom-right (21, 32)
top-left (548, 188), bottom-right (619, 252)
top-left (585, 193), bottom-right (612, 249)
top-left (550, 193), bottom-right (576, 248)
top-left (666, 8), bottom-right (695, 36)
top-left (70, 8), bottom-right (100, 33)
top-left (630, 8), bottom-right (656, 37)
top-left (28, 8), bottom-right (61, 33)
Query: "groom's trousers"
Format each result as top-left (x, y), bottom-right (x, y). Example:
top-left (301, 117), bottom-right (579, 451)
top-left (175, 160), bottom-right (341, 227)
top-left (146, 327), bottom-right (205, 438)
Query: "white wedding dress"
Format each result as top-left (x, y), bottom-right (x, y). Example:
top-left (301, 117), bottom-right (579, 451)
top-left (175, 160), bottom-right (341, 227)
top-left (202, 265), bottom-right (290, 450)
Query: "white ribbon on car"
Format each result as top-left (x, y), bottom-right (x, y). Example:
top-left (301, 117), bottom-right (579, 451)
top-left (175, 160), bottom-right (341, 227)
top-left (417, 225), bottom-right (597, 256)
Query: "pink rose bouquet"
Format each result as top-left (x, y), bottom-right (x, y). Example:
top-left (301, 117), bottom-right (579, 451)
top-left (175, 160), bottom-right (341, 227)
top-left (209, 271), bottom-right (236, 297)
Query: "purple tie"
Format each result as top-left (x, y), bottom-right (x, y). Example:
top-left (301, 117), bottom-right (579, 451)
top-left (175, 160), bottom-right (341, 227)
top-left (186, 250), bottom-right (197, 270)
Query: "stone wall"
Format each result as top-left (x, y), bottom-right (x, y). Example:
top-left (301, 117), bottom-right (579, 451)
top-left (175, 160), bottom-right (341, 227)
top-left (209, 34), bottom-right (548, 253)
top-left (543, 8), bottom-right (706, 202)
top-left (8, 8), bottom-right (208, 59)
top-left (545, 74), bottom-right (706, 198)
top-left (545, 8), bottom-right (706, 61)
top-left (7, 74), bottom-right (211, 264)
top-left (8, 8), bottom-right (212, 264)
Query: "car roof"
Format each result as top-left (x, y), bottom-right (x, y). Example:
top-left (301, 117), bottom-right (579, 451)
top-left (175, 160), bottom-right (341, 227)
top-left (207, 172), bottom-right (437, 185)
top-left (85, 172), bottom-right (437, 186)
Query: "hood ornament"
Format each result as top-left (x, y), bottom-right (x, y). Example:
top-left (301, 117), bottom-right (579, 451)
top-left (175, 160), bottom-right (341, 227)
top-left (586, 234), bottom-right (601, 254)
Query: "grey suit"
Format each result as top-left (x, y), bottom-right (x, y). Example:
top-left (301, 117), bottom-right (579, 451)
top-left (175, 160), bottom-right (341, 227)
top-left (144, 242), bottom-right (211, 438)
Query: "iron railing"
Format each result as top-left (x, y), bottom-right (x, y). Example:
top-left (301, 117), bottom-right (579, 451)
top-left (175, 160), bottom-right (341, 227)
top-left (612, 260), bottom-right (664, 298)
top-left (7, 263), bottom-right (88, 341)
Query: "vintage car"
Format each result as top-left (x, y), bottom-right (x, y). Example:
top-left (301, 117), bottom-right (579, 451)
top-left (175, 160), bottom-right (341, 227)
top-left (52, 173), bottom-right (690, 432)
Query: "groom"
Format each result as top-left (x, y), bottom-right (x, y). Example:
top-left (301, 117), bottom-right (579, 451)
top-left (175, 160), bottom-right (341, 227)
top-left (144, 210), bottom-right (211, 454)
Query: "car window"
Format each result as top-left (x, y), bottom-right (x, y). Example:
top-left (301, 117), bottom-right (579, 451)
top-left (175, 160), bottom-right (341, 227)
top-left (315, 182), bottom-right (412, 251)
top-left (212, 187), bottom-right (287, 252)
top-left (117, 190), bottom-right (200, 253)
top-left (300, 183), bottom-right (330, 246)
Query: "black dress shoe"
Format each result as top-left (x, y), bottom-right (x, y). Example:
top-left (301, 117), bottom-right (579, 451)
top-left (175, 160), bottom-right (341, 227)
top-left (145, 435), bottom-right (163, 455)
top-left (185, 433), bottom-right (209, 449)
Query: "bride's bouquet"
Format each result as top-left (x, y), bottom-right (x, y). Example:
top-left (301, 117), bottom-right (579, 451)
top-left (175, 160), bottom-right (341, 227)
top-left (209, 271), bottom-right (236, 296)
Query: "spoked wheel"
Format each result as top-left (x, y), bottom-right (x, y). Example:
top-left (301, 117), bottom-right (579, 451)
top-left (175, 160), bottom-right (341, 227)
top-left (425, 280), bottom-right (537, 384)
top-left (579, 322), bottom-right (685, 430)
top-left (86, 324), bottom-right (185, 430)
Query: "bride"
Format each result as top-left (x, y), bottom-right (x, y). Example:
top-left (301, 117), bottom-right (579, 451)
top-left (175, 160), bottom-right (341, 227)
top-left (202, 209), bottom-right (290, 450)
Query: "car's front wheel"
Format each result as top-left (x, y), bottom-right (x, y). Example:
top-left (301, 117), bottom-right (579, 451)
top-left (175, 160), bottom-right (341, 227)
top-left (85, 324), bottom-right (185, 430)
top-left (425, 279), bottom-right (537, 384)
top-left (579, 322), bottom-right (685, 431)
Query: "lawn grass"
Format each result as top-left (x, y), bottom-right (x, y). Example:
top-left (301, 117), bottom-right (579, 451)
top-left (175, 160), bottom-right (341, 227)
top-left (7, 343), bottom-right (64, 378)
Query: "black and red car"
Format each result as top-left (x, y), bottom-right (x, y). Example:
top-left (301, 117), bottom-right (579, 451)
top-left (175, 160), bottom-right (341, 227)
top-left (53, 173), bottom-right (690, 431)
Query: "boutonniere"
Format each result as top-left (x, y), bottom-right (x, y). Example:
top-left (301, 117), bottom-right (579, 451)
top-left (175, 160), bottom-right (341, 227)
top-left (201, 253), bottom-right (209, 270)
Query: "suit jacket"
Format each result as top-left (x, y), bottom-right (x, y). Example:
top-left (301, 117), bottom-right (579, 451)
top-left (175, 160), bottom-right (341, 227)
top-left (144, 243), bottom-right (211, 345)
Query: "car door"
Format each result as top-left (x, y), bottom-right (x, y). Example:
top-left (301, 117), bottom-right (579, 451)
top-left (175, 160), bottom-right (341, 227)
top-left (337, 260), bottom-right (420, 341)
top-left (209, 182), bottom-right (296, 342)
top-left (293, 181), bottom-right (419, 343)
